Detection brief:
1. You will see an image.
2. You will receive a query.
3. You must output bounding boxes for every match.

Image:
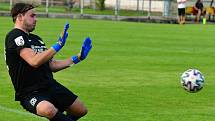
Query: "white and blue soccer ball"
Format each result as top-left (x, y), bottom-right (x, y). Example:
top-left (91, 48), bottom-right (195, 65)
top-left (180, 69), bottom-right (205, 93)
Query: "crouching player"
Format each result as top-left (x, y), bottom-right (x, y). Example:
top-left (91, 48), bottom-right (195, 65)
top-left (5, 2), bottom-right (92, 121)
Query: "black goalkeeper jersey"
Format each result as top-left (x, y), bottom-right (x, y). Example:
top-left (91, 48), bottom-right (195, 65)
top-left (5, 28), bottom-right (57, 101)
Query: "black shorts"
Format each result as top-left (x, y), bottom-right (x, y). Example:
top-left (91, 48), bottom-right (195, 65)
top-left (178, 8), bottom-right (185, 16)
top-left (20, 83), bottom-right (78, 114)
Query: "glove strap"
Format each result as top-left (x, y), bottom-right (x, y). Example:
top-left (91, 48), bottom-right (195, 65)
top-left (72, 55), bottom-right (80, 64)
top-left (52, 43), bottom-right (61, 52)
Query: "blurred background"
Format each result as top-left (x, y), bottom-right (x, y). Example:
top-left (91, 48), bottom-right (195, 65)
top-left (1, 0), bottom-right (215, 22)
top-left (0, 0), bottom-right (163, 17)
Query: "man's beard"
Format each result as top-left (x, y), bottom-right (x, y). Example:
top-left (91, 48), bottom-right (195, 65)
top-left (24, 21), bottom-right (35, 32)
top-left (25, 24), bottom-right (35, 32)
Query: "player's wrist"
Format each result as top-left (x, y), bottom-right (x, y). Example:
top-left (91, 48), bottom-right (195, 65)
top-left (71, 55), bottom-right (80, 64)
top-left (52, 43), bottom-right (62, 52)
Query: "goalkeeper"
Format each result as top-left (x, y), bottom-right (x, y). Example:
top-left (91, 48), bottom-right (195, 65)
top-left (5, 3), bottom-right (92, 121)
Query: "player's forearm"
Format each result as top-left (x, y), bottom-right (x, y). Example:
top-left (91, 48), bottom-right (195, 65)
top-left (51, 53), bottom-right (82, 72)
top-left (20, 48), bottom-right (56, 68)
top-left (32, 48), bottom-right (56, 67)
top-left (49, 58), bottom-right (74, 72)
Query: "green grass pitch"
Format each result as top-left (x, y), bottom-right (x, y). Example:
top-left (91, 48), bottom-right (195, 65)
top-left (1, 16), bottom-right (215, 121)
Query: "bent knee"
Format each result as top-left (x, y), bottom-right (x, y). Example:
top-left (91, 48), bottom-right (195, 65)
top-left (66, 98), bottom-right (89, 117)
top-left (72, 106), bottom-right (88, 117)
top-left (36, 101), bottom-right (57, 118)
top-left (80, 107), bottom-right (88, 116)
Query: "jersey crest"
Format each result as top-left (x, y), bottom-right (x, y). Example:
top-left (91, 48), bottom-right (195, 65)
top-left (14, 36), bottom-right (25, 46)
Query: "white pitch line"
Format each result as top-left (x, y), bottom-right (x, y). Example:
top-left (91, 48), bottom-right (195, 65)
top-left (0, 105), bottom-right (47, 120)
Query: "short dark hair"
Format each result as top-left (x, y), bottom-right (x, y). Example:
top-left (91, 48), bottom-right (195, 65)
top-left (11, 3), bottom-right (35, 23)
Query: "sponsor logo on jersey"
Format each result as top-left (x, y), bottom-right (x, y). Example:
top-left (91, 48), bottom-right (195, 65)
top-left (14, 36), bottom-right (25, 46)
top-left (31, 45), bottom-right (47, 53)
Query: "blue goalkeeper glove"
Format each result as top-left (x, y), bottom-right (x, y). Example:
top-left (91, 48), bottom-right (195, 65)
top-left (72, 37), bottom-right (92, 64)
top-left (52, 22), bottom-right (69, 52)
